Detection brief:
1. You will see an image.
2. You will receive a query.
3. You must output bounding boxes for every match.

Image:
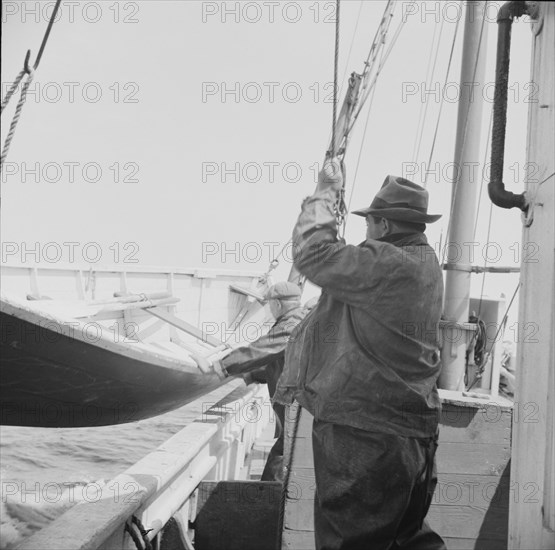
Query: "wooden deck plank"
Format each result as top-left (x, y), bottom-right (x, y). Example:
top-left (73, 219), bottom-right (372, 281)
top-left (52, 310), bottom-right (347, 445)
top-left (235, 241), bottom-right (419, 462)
top-left (427, 503), bottom-right (508, 539)
top-left (281, 402), bottom-right (512, 549)
top-left (436, 442), bottom-right (511, 476)
top-left (439, 403), bottom-right (512, 445)
top-left (441, 536), bottom-right (508, 550)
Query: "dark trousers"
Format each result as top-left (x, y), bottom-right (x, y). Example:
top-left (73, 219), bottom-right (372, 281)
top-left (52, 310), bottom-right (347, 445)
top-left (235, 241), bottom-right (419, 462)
top-left (312, 421), bottom-right (446, 550)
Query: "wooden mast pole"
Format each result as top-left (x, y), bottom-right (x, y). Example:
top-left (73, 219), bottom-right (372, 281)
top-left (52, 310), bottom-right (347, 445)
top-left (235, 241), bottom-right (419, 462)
top-left (439, 1), bottom-right (489, 390)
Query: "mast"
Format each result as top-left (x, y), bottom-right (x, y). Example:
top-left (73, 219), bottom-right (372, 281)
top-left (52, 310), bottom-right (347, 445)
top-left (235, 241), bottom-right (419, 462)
top-left (439, 1), bottom-right (489, 391)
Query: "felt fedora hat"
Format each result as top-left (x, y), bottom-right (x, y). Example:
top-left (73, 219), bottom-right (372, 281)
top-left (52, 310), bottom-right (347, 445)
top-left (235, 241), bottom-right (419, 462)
top-left (352, 175), bottom-right (442, 223)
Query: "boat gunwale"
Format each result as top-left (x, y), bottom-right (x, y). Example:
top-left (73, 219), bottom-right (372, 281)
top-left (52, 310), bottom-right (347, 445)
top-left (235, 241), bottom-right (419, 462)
top-left (1, 296), bottom-right (203, 372)
top-left (1, 263), bottom-right (266, 279)
top-left (13, 382), bottom-right (270, 550)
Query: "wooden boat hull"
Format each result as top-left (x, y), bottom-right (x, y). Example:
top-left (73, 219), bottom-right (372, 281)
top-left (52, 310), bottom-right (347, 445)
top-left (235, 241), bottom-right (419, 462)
top-left (0, 307), bottom-right (227, 428)
top-left (0, 264), bottom-right (270, 428)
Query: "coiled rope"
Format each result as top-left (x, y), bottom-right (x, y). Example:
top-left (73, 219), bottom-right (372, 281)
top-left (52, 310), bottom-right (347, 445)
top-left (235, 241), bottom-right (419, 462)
top-left (467, 281), bottom-right (520, 390)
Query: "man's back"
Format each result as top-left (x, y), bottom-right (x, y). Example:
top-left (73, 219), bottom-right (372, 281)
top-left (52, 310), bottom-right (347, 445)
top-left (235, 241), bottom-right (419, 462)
top-left (287, 231), bottom-right (443, 438)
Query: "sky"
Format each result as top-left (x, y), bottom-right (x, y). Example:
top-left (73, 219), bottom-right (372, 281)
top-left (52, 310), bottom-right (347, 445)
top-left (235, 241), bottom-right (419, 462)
top-left (1, 0), bottom-right (534, 317)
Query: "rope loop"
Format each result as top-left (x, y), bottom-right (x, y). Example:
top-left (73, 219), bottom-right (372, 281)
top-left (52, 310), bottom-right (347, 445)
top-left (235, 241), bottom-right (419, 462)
top-left (125, 516), bottom-right (153, 550)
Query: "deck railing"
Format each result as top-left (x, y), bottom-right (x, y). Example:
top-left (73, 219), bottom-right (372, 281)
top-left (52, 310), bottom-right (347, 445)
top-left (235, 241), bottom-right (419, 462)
top-left (17, 382), bottom-right (271, 550)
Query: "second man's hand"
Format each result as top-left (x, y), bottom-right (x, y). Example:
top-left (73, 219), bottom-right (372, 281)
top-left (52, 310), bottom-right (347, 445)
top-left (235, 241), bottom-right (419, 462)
top-left (190, 349), bottom-right (231, 380)
top-left (315, 157), bottom-right (343, 194)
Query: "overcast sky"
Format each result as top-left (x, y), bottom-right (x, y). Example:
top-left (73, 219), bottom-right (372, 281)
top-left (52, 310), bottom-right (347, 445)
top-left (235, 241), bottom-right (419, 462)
top-left (2, 1), bottom-right (533, 314)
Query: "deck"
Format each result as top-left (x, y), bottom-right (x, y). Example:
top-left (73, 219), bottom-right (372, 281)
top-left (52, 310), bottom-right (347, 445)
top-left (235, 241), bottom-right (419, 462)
top-left (281, 391), bottom-right (513, 550)
top-left (15, 383), bottom-right (514, 550)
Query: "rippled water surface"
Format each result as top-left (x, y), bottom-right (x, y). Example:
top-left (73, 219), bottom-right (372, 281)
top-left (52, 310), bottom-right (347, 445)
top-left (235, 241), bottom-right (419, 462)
top-left (0, 380), bottom-right (243, 549)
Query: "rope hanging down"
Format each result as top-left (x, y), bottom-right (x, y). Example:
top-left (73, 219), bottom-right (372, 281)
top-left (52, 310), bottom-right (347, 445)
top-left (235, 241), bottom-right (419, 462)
top-left (1, 69), bottom-right (27, 114)
top-left (1, 64), bottom-right (35, 173)
top-left (0, 0), bottom-right (62, 174)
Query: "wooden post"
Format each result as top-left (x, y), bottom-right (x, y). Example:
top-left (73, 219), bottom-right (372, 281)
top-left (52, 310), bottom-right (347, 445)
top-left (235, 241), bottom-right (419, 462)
top-left (509, 3), bottom-right (555, 547)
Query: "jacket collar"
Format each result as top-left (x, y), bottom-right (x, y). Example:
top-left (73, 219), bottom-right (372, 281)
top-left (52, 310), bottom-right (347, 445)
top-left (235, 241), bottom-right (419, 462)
top-left (361, 232), bottom-right (429, 248)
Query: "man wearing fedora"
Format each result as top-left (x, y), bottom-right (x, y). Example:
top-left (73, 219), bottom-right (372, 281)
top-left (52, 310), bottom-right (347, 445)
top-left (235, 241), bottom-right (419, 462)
top-left (280, 160), bottom-right (446, 549)
top-left (217, 281), bottom-right (306, 482)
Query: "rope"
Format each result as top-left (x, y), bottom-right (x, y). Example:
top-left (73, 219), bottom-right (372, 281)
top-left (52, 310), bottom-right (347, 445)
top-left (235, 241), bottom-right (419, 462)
top-left (423, 14), bottom-right (461, 188)
top-left (538, 171), bottom-right (555, 187)
top-left (412, 18), bottom-right (444, 164)
top-left (125, 516), bottom-right (153, 550)
top-left (344, 48), bottom-right (385, 227)
top-left (343, 15), bottom-right (406, 230)
top-left (1, 69), bottom-right (26, 113)
top-left (473, 108), bottom-right (494, 241)
top-left (467, 281), bottom-right (520, 390)
top-left (338, 1), bottom-right (364, 97)
top-left (331, 0), bottom-right (340, 157)
top-left (330, 1), bottom-right (347, 236)
top-left (335, 160), bottom-right (347, 238)
top-left (349, 1), bottom-right (396, 125)
top-left (1, 69), bottom-right (35, 173)
top-left (325, 1), bottom-right (395, 155)
top-left (0, 0), bottom-right (62, 175)
top-left (418, 19), bottom-right (446, 171)
top-left (475, 109), bottom-right (495, 319)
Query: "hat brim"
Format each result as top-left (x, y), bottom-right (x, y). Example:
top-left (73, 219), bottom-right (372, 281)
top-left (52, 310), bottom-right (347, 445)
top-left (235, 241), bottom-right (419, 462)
top-left (352, 207), bottom-right (442, 224)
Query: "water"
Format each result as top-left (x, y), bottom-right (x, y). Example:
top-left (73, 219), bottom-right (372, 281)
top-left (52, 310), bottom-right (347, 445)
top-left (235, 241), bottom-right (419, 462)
top-left (0, 380), bottom-right (243, 549)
